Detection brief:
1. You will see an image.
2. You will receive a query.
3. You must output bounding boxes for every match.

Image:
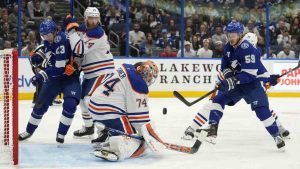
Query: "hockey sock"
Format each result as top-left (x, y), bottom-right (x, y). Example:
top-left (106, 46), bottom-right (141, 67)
top-left (80, 98), bottom-right (93, 127)
top-left (208, 95), bottom-right (225, 124)
top-left (57, 98), bottom-right (77, 137)
top-left (254, 107), bottom-right (279, 137)
top-left (271, 109), bottom-right (282, 127)
top-left (26, 104), bottom-right (49, 134)
top-left (191, 101), bottom-right (212, 129)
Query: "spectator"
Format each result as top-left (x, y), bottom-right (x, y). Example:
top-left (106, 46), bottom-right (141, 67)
top-left (21, 41), bottom-right (36, 56)
top-left (156, 29), bottom-right (175, 49)
top-left (8, 4), bottom-right (18, 29)
top-left (129, 23), bottom-right (145, 46)
top-left (197, 39), bottom-right (213, 58)
top-left (191, 35), bottom-right (200, 51)
top-left (289, 17), bottom-right (300, 42)
top-left (177, 41), bottom-right (196, 58)
top-left (277, 44), bottom-right (295, 59)
top-left (275, 20), bottom-right (288, 38)
top-left (184, 0), bottom-right (195, 18)
top-left (212, 25), bottom-right (227, 46)
top-left (27, 0), bottom-right (44, 21)
top-left (140, 33), bottom-right (156, 57)
top-left (291, 36), bottom-right (300, 57)
top-left (185, 27), bottom-right (193, 42)
top-left (277, 28), bottom-right (292, 48)
top-left (160, 45), bottom-right (177, 57)
top-left (104, 6), bottom-right (121, 28)
top-left (244, 20), bottom-right (259, 36)
top-left (0, 9), bottom-right (9, 27)
top-left (21, 32), bottom-right (27, 46)
top-left (195, 23), bottom-right (211, 47)
top-left (3, 40), bottom-right (12, 49)
top-left (0, 22), bottom-right (12, 41)
top-left (212, 41), bottom-right (224, 58)
top-left (40, 0), bottom-right (55, 17)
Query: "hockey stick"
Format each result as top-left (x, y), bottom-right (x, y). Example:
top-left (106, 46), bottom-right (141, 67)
top-left (173, 88), bottom-right (218, 107)
top-left (174, 60), bottom-right (300, 107)
top-left (277, 60), bottom-right (300, 78)
top-left (103, 126), bottom-right (207, 154)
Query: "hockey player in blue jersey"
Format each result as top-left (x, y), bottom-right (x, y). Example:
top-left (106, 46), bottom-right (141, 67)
top-left (19, 19), bottom-right (81, 144)
top-left (184, 21), bottom-right (286, 150)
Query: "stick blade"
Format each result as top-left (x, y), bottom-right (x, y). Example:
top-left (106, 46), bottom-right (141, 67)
top-left (173, 91), bottom-right (192, 106)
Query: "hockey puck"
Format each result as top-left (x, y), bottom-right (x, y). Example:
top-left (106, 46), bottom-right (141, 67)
top-left (163, 108), bottom-right (167, 115)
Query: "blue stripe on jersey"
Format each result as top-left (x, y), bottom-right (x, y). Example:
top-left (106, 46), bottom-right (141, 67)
top-left (130, 120), bottom-right (150, 123)
top-left (82, 59), bottom-right (114, 68)
top-left (127, 112), bottom-right (149, 116)
top-left (90, 100), bottom-right (126, 114)
top-left (84, 66), bottom-right (115, 74)
top-left (197, 113), bottom-right (207, 121)
top-left (193, 119), bottom-right (202, 127)
top-left (88, 108), bottom-right (125, 116)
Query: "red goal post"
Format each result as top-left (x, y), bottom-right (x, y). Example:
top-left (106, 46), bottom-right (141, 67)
top-left (0, 48), bottom-right (18, 165)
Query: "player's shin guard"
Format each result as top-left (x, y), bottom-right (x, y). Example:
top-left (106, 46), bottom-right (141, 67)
top-left (208, 102), bottom-right (224, 124)
top-left (57, 98), bottom-right (77, 143)
top-left (271, 109), bottom-right (290, 139)
top-left (255, 107), bottom-right (285, 150)
top-left (80, 97), bottom-right (93, 127)
top-left (19, 104), bottom-right (49, 141)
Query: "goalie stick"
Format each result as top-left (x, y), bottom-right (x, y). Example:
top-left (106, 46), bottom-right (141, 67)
top-left (100, 125), bottom-right (207, 154)
top-left (174, 60), bottom-right (300, 107)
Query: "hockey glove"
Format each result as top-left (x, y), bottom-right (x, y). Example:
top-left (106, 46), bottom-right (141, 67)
top-left (217, 76), bottom-right (238, 92)
top-left (268, 74), bottom-right (281, 86)
top-left (64, 14), bottom-right (79, 32)
top-left (31, 70), bottom-right (48, 86)
top-left (222, 67), bottom-right (235, 79)
top-left (65, 62), bottom-right (79, 76)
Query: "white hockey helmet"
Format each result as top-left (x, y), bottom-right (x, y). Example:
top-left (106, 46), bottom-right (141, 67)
top-left (243, 32), bottom-right (258, 47)
top-left (84, 7), bottom-right (101, 25)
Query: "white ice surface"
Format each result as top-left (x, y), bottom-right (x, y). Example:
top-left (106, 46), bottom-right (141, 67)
top-left (2, 97), bottom-right (300, 169)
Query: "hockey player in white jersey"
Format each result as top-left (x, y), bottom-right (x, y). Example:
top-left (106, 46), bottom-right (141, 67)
top-left (87, 60), bottom-right (167, 161)
top-left (64, 7), bottom-right (115, 137)
top-left (182, 32), bottom-right (290, 144)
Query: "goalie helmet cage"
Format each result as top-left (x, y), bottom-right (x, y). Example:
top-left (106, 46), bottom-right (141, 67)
top-left (0, 48), bottom-right (18, 165)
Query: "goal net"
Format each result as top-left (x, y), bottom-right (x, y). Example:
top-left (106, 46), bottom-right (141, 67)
top-left (0, 48), bottom-right (18, 165)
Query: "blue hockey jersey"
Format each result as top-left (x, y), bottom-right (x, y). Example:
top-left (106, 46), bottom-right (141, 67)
top-left (43, 31), bottom-right (72, 79)
top-left (221, 39), bottom-right (269, 84)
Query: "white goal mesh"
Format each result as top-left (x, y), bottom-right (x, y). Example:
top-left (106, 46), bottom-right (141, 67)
top-left (0, 49), bottom-right (18, 165)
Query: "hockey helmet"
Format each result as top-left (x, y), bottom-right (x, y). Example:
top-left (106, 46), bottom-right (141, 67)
top-left (225, 21), bottom-right (244, 34)
top-left (84, 7), bottom-right (101, 25)
top-left (40, 19), bottom-right (56, 36)
top-left (136, 60), bottom-right (159, 87)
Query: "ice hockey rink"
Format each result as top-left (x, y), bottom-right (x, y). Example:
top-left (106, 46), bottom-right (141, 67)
top-left (2, 97), bottom-right (300, 169)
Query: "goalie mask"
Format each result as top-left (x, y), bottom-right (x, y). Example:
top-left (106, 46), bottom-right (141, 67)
top-left (135, 60), bottom-right (159, 87)
top-left (29, 44), bottom-right (47, 69)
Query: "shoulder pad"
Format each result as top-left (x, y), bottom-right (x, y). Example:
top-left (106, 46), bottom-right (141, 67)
top-left (86, 26), bottom-right (104, 38)
top-left (54, 32), bottom-right (67, 43)
top-left (122, 64), bottom-right (149, 94)
top-left (78, 24), bottom-right (86, 32)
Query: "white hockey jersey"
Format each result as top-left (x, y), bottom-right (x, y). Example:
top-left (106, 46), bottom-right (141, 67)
top-left (68, 24), bottom-right (114, 79)
top-left (88, 63), bottom-right (150, 133)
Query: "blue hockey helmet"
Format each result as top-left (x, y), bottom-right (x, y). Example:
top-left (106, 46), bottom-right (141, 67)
top-left (225, 21), bottom-right (244, 33)
top-left (40, 19), bottom-right (56, 36)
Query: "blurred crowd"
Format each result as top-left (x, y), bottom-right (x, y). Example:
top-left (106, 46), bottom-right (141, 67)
top-left (1, 0), bottom-right (299, 59)
top-left (0, 0), bottom-right (60, 55)
top-left (92, 0), bottom-right (300, 58)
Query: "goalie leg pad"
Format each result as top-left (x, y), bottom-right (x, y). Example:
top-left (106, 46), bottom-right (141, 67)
top-left (104, 135), bottom-right (145, 160)
top-left (141, 122), bottom-right (166, 153)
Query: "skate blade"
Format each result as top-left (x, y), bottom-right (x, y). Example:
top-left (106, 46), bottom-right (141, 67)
top-left (93, 151), bottom-right (118, 162)
top-left (73, 134), bottom-right (94, 139)
top-left (278, 146), bottom-right (286, 152)
top-left (282, 136), bottom-right (291, 141)
top-left (205, 137), bottom-right (216, 145)
top-left (181, 135), bottom-right (194, 140)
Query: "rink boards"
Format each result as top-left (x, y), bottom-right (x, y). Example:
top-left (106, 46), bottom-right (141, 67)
top-left (18, 58), bottom-right (300, 100)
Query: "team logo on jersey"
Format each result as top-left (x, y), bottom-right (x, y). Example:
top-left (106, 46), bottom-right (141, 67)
top-left (241, 43), bottom-right (249, 49)
top-left (88, 43), bottom-right (95, 48)
top-left (54, 35), bottom-right (62, 43)
top-left (227, 52), bottom-right (230, 58)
